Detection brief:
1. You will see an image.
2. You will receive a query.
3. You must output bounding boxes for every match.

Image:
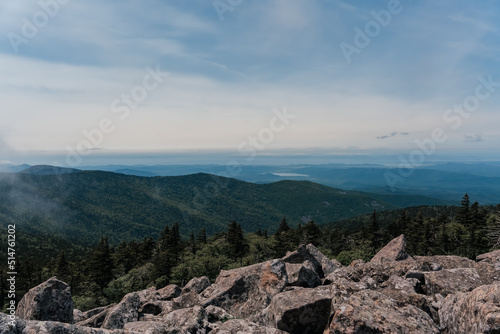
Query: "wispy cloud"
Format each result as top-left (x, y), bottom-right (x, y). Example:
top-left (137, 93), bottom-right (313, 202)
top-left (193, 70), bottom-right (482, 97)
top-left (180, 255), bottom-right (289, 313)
top-left (376, 132), bottom-right (409, 140)
top-left (464, 134), bottom-right (483, 143)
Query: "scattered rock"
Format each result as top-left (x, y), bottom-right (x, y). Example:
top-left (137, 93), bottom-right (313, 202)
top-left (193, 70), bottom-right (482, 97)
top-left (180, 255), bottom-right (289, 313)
top-left (285, 260), bottom-right (321, 288)
top-left (160, 305), bottom-right (211, 333)
top-left (424, 268), bottom-right (483, 296)
top-left (476, 249), bottom-right (500, 263)
top-left (371, 234), bottom-right (409, 263)
top-left (439, 283), bottom-right (500, 334)
top-left (211, 319), bottom-right (288, 334)
top-left (201, 259), bottom-right (288, 320)
top-left (101, 291), bottom-right (141, 329)
top-left (157, 284), bottom-right (182, 300)
top-left (182, 276), bottom-right (211, 295)
top-left (282, 244), bottom-right (339, 277)
top-left (328, 290), bottom-right (440, 333)
top-left (16, 277), bottom-right (74, 323)
top-left (263, 286), bottom-right (332, 334)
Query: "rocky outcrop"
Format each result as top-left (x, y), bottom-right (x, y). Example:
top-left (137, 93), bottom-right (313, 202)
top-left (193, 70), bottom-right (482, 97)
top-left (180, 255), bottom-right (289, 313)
top-left (16, 277), bottom-right (74, 323)
top-left (6, 238), bottom-right (500, 333)
top-left (439, 283), bottom-right (500, 334)
top-left (211, 319), bottom-right (288, 333)
top-left (282, 243), bottom-right (339, 278)
top-left (157, 284), bottom-right (182, 300)
top-left (201, 259), bottom-right (288, 320)
top-left (370, 234), bottom-right (409, 263)
top-left (329, 290), bottom-right (440, 333)
top-left (263, 286), bottom-right (332, 334)
top-left (424, 268), bottom-right (483, 296)
top-left (285, 261), bottom-right (321, 288)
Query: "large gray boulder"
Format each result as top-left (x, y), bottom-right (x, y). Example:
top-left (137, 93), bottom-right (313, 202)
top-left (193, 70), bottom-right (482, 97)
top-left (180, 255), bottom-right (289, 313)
top-left (157, 284), bottom-right (182, 300)
top-left (424, 268), bottom-right (483, 296)
top-left (16, 277), bottom-right (74, 323)
top-left (328, 290), bottom-right (439, 333)
top-left (159, 305), bottom-right (211, 334)
top-left (263, 286), bottom-right (332, 334)
top-left (101, 291), bottom-right (141, 329)
top-left (371, 234), bottom-right (409, 264)
top-left (201, 259), bottom-right (288, 320)
top-left (211, 319), bottom-right (288, 334)
top-left (285, 260), bottom-right (321, 288)
top-left (282, 244), bottom-right (340, 278)
top-left (439, 283), bottom-right (500, 334)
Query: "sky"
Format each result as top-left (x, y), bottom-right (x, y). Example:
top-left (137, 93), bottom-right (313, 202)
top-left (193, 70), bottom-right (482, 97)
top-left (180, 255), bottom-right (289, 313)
top-left (0, 0), bottom-right (499, 166)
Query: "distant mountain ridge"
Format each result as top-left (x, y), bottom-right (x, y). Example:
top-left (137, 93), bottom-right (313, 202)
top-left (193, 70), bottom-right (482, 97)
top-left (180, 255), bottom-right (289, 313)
top-left (0, 170), bottom-right (451, 245)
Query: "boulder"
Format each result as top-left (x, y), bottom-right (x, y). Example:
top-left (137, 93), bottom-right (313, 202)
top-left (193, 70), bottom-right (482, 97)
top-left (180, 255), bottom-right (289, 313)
top-left (181, 276), bottom-right (211, 295)
top-left (101, 291), bottom-right (141, 329)
top-left (16, 277), bottom-right (74, 323)
top-left (205, 305), bottom-right (233, 323)
top-left (282, 244), bottom-right (339, 277)
top-left (211, 319), bottom-right (288, 334)
top-left (285, 260), bottom-right (321, 288)
top-left (263, 286), bottom-right (332, 334)
top-left (160, 305), bottom-right (211, 334)
top-left (123, 320), bottom-right (185, 333)
top-left (476, 249), bottom-right (500, 263)
top-left (76, 306), bottom-right (113, 328)
top-left (328, 290), bottom-right (440, 333)
top-left (439, 283), bottom-right (500, 334)
top-left (424, 268), bottom-right (483, 296)
top-left (201, 259), bottom-right (288, 320)
top-left (370, 234), bottom-right (409, 264)
top-left (157, 284), bottom-right (182, 300)
top-left (73, 309), bottom-right (85, 323)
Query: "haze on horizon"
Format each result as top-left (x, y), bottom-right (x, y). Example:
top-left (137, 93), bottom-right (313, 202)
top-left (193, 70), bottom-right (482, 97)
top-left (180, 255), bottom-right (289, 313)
top-left (1, 0), bottom-right (499, 167)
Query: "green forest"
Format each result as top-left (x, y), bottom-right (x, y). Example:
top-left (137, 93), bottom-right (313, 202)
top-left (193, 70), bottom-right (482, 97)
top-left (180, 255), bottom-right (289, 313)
top-left (1, 193), bottom-right (498, 312)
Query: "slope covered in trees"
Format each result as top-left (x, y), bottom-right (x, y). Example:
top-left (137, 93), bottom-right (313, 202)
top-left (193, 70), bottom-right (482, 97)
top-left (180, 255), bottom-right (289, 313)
top-left (1, 194), bottom-right (497, 312)
top-left (0, 171), bottom-right (451, 245)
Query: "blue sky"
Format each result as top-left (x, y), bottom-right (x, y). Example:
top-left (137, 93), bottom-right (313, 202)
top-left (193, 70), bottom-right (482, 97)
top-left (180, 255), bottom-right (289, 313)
top-left (0, 0), bottom-right (499, 165)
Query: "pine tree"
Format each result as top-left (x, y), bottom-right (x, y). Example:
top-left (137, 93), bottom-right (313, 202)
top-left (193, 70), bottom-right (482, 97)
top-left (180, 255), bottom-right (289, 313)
top-left (196, 228), bottom-right (207, 245)
top-left (488, 206), bottom-right (500, 249)
top-left (189, 231), bottom-right (197, 254)
top-left (303, 220), bottom-right (322, 246)
top-left (227, 221), bottom-right (248, 265)
top-left (54, 251), bottom-right (71, 283)
top-left (276, 217), bottom-right (290, 235)
top-left (457, 193), bottom-right (472, 226)
top-left (87, 236), bottom-right (114, 292)
top-left (369, 210), bottom-right (383, 250)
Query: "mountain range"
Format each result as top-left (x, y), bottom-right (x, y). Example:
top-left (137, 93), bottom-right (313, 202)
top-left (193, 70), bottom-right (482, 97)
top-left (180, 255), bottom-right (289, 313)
top-left (0, 167), bottom-right (452, 246)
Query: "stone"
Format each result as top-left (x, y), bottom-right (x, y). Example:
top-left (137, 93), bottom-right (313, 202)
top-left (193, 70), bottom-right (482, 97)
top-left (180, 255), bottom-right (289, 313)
top-left (439, 283), bottom-right (500, 334)
top-left (263, 286), bottom-right (332, 334)
top-left (328, 290), bottom-right (440, 333)
top-left (201, 259), bottom-right (288, 320)
top-left (285, 260), bottom-right (321, 288)
top-left (16, 277), bottom-right (74, 323)
top-left (181, 276), bottom-right (211, 295)
top-left (370, 234), bottom-right (409, 264)
top-left (211, 319), bottom-right (288, 334)
top-left (123, 320), bottom-right (184, 333)
top-left (160, 305), bottom-right (211, 334)
top-left (424, 268), bottom-right (483, 296)
top-left (101, 291), bottom-right (141, 329)
top-left (476, 249), bottom-right (500, 263)
top-left (157, 284), bottom-right (181, 300)
top-left (282, 244), bottom-right (339, 278)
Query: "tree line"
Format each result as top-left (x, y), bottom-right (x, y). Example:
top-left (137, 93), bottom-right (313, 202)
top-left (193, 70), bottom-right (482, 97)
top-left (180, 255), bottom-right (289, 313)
top-left (1, 194), bottom-right (499, 311)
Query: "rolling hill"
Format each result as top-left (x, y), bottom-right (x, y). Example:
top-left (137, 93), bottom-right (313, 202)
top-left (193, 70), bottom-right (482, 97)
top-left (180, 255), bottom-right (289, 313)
top-left (0, 170), bottom-right (452, 245)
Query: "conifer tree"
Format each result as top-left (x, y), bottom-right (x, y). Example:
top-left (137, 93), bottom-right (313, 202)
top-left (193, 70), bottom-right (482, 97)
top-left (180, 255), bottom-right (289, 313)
top-left (227, 221), bottom-right (248, 265)
top-left (196, 228), bottom-right (207, 245)
top-left (87, 237), bottom-right (114, 292)
top-left (54, 251), bottom-right (71, 284)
